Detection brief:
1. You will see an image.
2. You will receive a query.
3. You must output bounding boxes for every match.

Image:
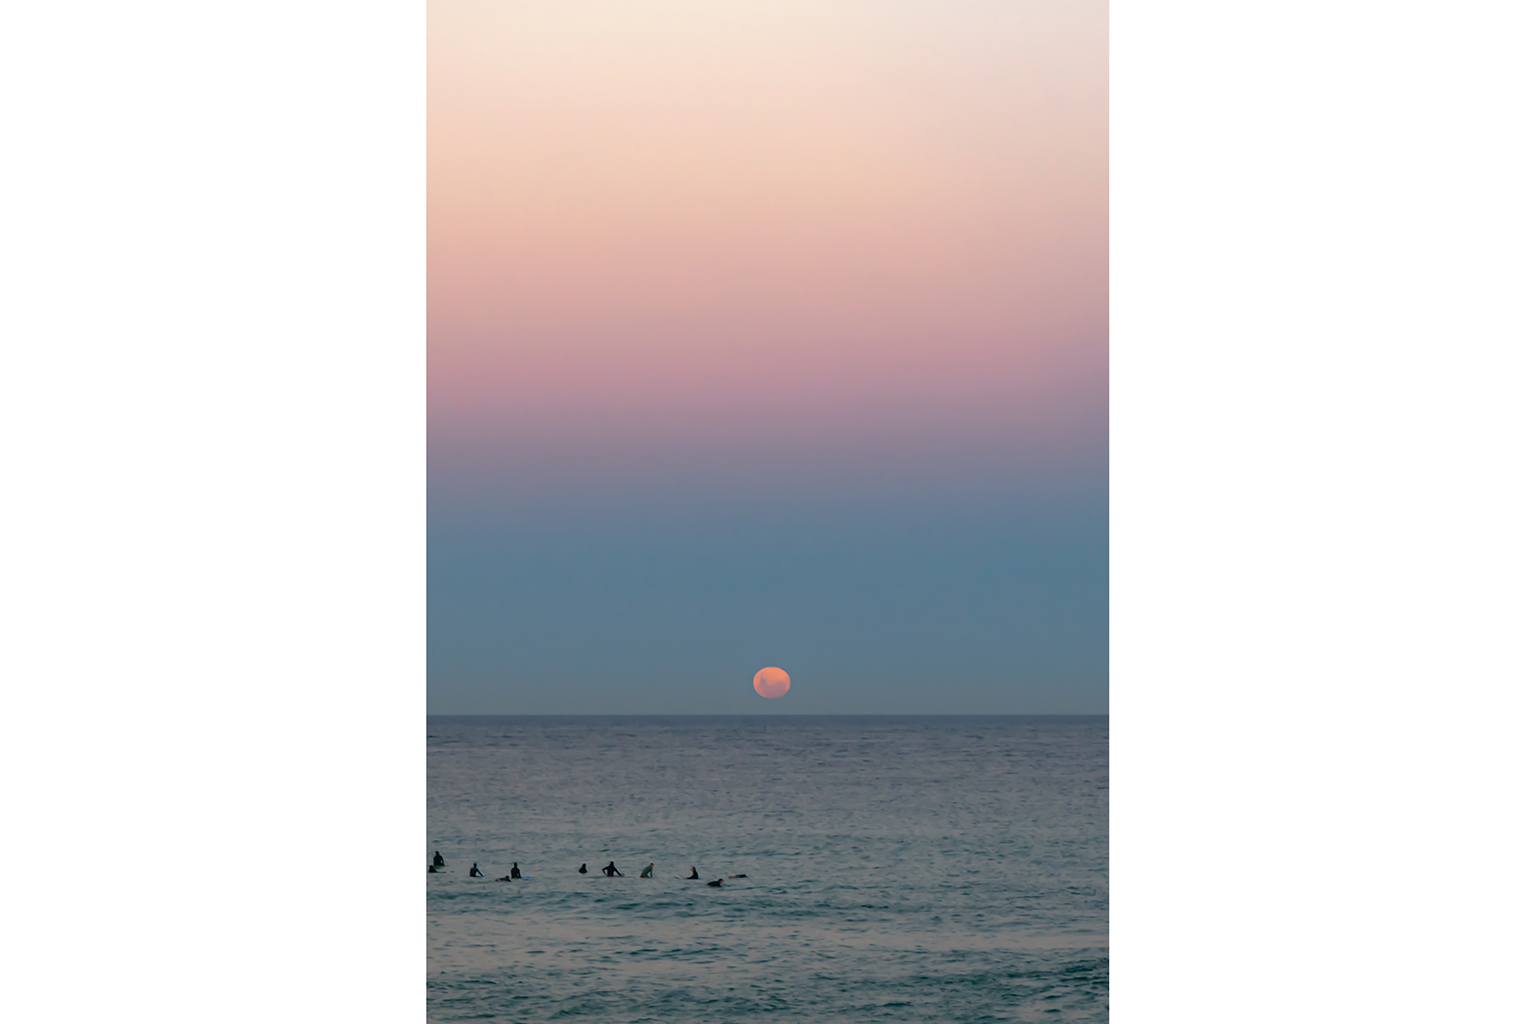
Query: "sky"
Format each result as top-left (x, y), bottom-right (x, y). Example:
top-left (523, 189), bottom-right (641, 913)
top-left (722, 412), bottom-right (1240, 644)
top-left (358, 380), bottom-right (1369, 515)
top-left (428, 0), bottom-right (1107, 714)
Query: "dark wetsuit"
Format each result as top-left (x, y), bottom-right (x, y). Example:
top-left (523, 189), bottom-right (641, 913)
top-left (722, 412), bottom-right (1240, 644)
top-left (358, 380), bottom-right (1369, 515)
top-left (510, 864), bottom-right (521, 878)
top-left (428, 864), bottom-right (440, 873)
top-left (706, 878), bottom-right (724, 887)
top-left (687, 868), bottom-right (699, 879)
top-left (470, 864), bottom-right (484, 877)
top-left (578, 863), bottom-right (588, 874)
top-left (602, 862), bottom-right (622, 877)
top-left (433, 851), bottom-right (445, 867)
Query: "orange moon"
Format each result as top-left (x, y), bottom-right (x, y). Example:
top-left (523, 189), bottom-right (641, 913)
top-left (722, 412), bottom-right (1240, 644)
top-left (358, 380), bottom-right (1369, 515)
top-left (752, 667), bottom-right (791, 699)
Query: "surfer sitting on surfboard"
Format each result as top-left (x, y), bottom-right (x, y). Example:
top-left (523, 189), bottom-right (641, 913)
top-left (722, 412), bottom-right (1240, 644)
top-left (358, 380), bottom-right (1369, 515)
top-left (602, 861), bottom-right (623, 877)
top-left (469, 863), bottom-right (484, 877)
top-left (640, 863), bottom-right (654, 878)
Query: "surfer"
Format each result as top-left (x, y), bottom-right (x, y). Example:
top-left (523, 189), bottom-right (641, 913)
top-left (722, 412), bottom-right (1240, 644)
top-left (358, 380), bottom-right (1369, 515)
top-left (428, 864), bottom-right (440, 873)
top-left (578, 863), bottom-right (588, 874)
top-left (470, 863), bottom-right (484, 877)
top-left (432, 851), bottom-right (445, 867)
top-left (602, 861), bottom-right (623, 877)
top-left (706, 878), bottom-right (724, 887)
top-left (732, 874), bottom-right (747, 878)
top-left (687, 867), bottom-right (699, 879)
top-left (640, 863), bottom-right (654, 878)
top-left (510, 863), bottom-right (521, 879)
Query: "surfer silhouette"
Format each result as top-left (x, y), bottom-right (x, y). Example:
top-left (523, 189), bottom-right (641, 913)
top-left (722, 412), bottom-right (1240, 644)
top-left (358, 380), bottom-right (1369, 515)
top-left (687, 867), bottom-right (699, 879)
top-left (706, 878), bottom-right (724, 887)
top-left (640, 863), bottom-right (654, 878)
top-left (432, 851), bottom-right (445, 867)
top-left (578, 863), bottom-right (588, 874)
top-left (602, 861), bottom-right (623, 877)
top-left (469, 863), bottom-right (484, 877)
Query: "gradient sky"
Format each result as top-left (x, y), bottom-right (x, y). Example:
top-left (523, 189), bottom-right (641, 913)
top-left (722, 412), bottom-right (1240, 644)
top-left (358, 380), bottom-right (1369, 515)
top-left (428, 0), bottom-right (1106, 714)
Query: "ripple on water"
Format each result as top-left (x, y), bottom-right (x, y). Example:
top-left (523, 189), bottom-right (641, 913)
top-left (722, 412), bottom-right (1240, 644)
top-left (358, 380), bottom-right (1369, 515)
top-left (428, 716), bottom-right (1107, 1023)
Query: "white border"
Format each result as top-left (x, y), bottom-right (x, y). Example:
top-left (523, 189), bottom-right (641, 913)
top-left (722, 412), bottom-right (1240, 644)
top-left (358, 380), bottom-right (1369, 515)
top-left (1113, 2), bottom-right (1535, 1020)
top-left (1, 2), bottom-right (424, 1020)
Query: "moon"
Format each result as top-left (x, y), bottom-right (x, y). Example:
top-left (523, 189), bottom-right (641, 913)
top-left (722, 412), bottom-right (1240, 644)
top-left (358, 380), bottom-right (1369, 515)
top-left (753, 666), bottom-right (791, 699)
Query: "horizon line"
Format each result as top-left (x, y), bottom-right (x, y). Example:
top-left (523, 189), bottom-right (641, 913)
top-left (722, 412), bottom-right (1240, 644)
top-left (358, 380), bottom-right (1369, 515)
top-left (427, 712), bottom-right (1108, 718)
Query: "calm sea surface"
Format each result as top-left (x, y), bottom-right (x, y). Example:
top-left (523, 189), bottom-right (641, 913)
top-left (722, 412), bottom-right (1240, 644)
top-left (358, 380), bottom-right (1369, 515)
top-left (427, 716), bottom-right (1107, 1022)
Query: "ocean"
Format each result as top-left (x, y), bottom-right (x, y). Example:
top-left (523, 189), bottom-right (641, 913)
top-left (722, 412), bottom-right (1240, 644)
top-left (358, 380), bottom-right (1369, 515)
top-left (427, 716), bottom-right (1108, 1022)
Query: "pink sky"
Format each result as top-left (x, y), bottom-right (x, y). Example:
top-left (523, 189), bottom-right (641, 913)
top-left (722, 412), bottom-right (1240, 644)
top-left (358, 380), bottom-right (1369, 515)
top-left (429, 1), bottom-right (1105, 480)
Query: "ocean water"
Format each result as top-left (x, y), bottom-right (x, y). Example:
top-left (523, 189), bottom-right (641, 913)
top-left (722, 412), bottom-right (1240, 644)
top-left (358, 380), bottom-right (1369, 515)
top-left (427, 716), bottom-right (1107, 1022)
